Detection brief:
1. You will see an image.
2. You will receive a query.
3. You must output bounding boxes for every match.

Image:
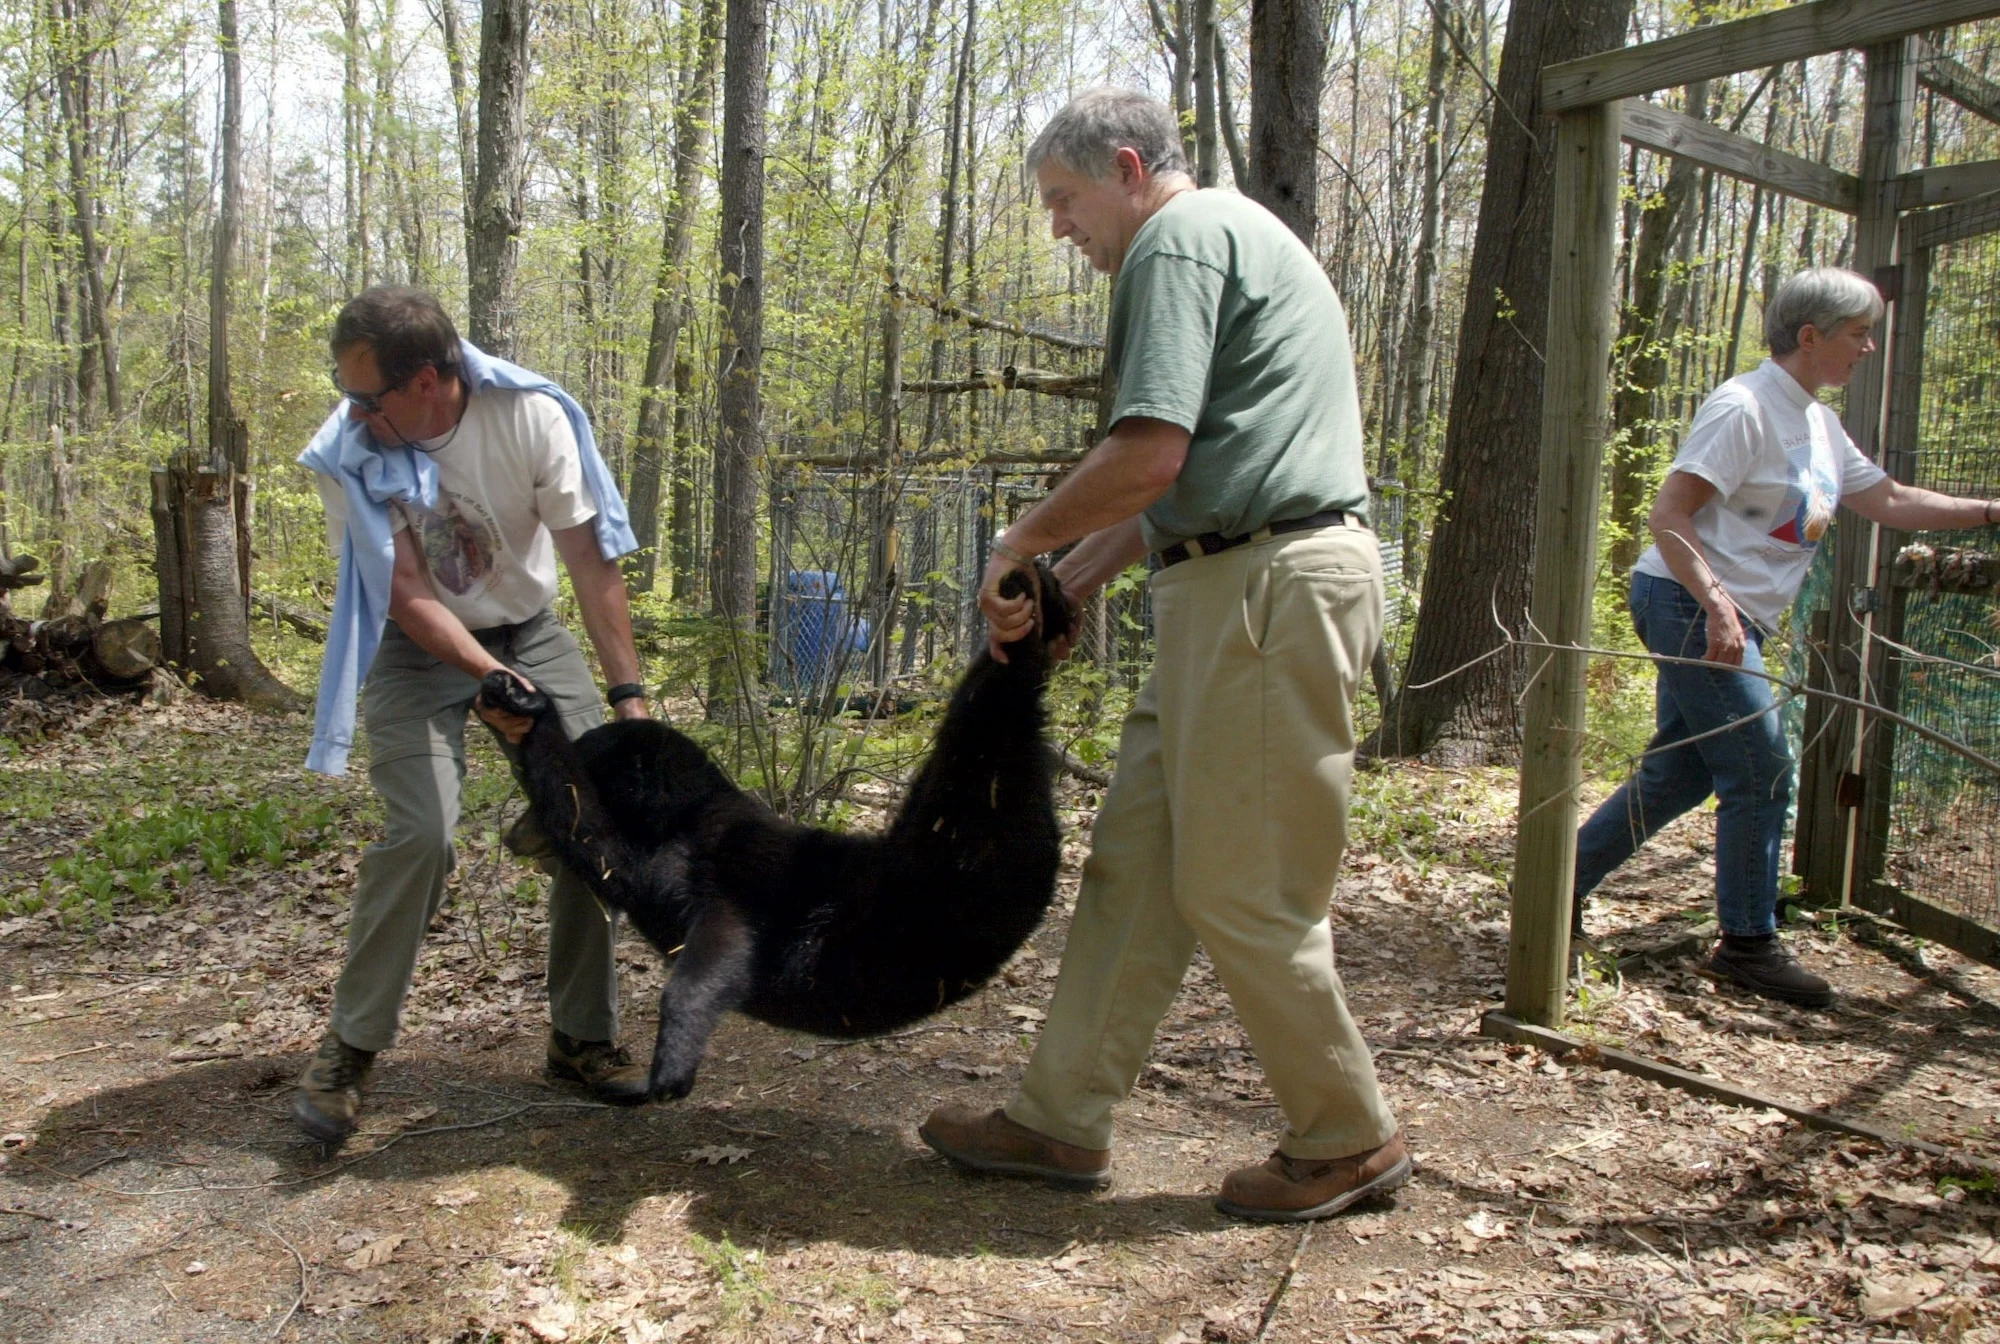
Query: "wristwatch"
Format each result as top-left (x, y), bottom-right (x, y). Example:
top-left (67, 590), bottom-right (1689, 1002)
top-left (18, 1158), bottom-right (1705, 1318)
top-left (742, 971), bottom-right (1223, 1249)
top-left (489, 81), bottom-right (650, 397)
top-left (606, 682), bottom-right (647, 706)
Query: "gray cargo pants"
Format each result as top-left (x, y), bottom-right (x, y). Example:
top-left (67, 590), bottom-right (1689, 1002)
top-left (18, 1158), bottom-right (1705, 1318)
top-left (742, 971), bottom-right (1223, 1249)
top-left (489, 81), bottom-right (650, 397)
top-left (329, 611), bottom-right (619, 1053)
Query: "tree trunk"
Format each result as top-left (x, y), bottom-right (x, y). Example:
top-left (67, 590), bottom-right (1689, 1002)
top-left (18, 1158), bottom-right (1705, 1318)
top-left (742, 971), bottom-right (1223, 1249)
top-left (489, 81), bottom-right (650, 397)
top-left (149, 2), bottom-right (299, 714)
top-left (1606, 83), bottom-right (1702, 576)
top-left (49, 0), bottom-right (120, 422)
top-left (668, 355), bottom-right (699, 604)
top-left (1393, 0), bottom-right (1452, 588)
top-left (468, 0), bottom-right (530, 356)
top-left (706, 0), bottom-right (768, 718)
top-left (432, 0), bottom-right (478, 270)
top-left (1247, 0), bottom-right (1325, 244)
top-left (628, 0), bottom-right (722, 593)
top-left (1213, 23), bottom-right (1249, 188)
top-left (1145, 0), bottom-right (1195, 169)
top-left (1370, 0), bottom-right (1635, 764)
top-left (342, 0), bottom-right (364, 286)
top-left (1192, 0), bottom-right (1218, 187)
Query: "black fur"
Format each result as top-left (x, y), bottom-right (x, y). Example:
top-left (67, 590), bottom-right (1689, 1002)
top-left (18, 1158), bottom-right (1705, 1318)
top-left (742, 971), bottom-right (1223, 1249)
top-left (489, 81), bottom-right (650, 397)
top-left (485, 565), bottom-right (1074, 1101)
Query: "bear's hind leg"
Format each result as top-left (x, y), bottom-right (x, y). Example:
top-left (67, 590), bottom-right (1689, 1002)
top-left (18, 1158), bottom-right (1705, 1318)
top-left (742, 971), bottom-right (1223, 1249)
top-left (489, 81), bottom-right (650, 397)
top-left (648, 904), bottom-right (755, 1100)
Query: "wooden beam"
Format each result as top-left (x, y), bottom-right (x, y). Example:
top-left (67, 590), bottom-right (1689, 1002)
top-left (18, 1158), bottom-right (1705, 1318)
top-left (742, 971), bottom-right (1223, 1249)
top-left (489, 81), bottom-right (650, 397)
top-left (1800, 40), bottom-right (1913, 908)
top-left (1897, 159), bottom-right (2000, 207)
top-left (1854, 882), bottom-right (2000, 970)
top-left (1916, 37), bottom-right (2000, 124)
top-left (1480, 1011), bottom-right (1999, 1170)
top-left (1619, 99), bottom-right (1859, 213)
top-left (1541, 0), bottom-right (2000, 113)
top-left (1902, 189), bottom-right (2000, 250)
top-left (901, 368), bottom-right (1101, 399)
top-left (1509, 103), bottom-right (1621, 1028)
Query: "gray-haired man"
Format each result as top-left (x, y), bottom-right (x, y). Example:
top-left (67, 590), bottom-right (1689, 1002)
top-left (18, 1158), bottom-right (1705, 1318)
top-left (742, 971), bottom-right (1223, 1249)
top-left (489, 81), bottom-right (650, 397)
top-left (919, 88), bottom-right (1405, 1222)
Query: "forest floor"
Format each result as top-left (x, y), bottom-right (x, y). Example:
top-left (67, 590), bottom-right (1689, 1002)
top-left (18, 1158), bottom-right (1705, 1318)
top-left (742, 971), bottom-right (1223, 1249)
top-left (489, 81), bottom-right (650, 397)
top-left (2, 690), bottom-right (1999, 1344)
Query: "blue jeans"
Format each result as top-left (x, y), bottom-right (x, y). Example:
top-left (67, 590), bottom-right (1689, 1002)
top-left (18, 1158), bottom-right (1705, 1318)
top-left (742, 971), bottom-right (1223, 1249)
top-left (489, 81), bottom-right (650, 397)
top-left (1572, 573), bottom-right (1793, 937)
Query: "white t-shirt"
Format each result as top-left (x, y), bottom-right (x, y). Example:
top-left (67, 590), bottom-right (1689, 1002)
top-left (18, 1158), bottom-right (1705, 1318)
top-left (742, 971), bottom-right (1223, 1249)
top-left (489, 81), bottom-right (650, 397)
top-left (1633, 358), bottom-right (1886, 631)
top-left (318, 386), bottom-right (600, 630)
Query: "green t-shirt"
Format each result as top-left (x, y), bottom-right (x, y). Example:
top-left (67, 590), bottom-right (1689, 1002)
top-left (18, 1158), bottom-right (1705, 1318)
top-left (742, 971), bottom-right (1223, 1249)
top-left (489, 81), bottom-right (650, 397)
top-left (1105, 189), bottom-right (1369, 552)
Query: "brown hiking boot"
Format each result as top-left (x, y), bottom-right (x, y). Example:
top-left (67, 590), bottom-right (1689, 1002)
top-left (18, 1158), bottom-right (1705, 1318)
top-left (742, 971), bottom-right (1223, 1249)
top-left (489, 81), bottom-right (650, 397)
top-left (293, 1030), bottom-right (376, 1145)
top-left (547, 1029), bottom-right (652, 1105)
top-left (919, 1104), bottom-right (1111, 1189)
top-left (1215, 1133), bottom-right (1411, 1222)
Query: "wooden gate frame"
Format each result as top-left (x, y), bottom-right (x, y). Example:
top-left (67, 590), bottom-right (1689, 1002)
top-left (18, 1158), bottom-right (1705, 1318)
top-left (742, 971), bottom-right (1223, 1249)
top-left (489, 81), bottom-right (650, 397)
top-left (1842, 194), bottom-right (2000, 969)
top-left (1509, 0), bottom-right (2000, 1027)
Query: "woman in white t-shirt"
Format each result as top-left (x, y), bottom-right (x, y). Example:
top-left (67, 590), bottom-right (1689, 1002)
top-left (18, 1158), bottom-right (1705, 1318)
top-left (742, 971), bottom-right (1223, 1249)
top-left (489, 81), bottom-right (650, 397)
top-left (1572, 268), bottom-right (2000, 1009)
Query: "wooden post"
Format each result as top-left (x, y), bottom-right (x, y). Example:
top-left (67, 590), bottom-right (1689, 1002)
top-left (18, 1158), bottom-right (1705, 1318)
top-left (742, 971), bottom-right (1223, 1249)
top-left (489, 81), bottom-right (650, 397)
top-left (1852, 240), bottom-right (1930, 891)
top-left (1508, 101), bottom-right (1621, 1027)
top-left (1798, 38), bottom-right (1912, 905)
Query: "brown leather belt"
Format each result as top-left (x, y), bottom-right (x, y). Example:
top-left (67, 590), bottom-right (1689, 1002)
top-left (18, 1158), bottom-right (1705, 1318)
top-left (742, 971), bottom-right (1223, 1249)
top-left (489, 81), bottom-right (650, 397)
top-left (1152, 509), bottom-right (1355, 569)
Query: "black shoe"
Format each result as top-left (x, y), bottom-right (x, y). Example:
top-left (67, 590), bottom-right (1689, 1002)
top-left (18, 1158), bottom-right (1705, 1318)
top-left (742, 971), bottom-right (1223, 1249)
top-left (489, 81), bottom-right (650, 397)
top-left (293, 1030), bottom-right (376, 1144)
top-left (1703, 936), bottom-right (1832, 1008)
top-left (547, 1029), bottom-right (652, 1105)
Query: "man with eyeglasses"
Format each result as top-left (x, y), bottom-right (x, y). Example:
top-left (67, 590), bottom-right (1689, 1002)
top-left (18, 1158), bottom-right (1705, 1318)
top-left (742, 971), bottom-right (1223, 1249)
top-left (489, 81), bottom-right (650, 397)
top-left (294, 285), bottom-right (653, 1143)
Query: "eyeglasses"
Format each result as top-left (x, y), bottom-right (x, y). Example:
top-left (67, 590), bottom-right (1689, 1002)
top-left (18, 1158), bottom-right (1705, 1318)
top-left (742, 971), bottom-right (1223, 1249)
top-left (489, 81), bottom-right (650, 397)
top-left (330, 369), bottom-right (408, 414)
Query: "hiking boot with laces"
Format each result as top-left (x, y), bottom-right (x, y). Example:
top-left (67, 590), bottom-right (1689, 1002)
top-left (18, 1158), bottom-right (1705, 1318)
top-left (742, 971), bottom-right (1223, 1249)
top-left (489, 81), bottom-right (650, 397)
top-left (1215, 1133), bottom-right (1411, 1223)
top-left (919, 1104), bottom-right (1112, 1189)
top-left (546, 1029), bottom-right (652, 1105)
top-left (293, 1030), bottom-right (376, 1144)
top-left (1703, 934), bottom-right (1833, 1009)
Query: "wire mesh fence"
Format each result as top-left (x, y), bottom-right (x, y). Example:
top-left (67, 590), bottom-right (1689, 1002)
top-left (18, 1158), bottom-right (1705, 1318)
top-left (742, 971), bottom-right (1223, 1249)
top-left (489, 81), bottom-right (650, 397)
top-left (1874, 229), bottom-right (2000, 934)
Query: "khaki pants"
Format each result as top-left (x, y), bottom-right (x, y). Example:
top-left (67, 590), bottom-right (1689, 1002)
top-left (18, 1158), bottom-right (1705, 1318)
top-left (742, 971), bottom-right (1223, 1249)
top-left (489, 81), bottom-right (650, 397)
top-left (1008, 521), bottom-right (1397, 1160)
top-left (330, 612), bottom-right (619, 1053)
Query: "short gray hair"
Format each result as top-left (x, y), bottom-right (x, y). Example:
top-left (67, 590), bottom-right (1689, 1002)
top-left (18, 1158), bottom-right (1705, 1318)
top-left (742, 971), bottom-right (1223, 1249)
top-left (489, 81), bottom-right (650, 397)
top-left (1764, 268), bottom-right (1884, 355)
top-left (1026, 87), bottom-right (1189, 181)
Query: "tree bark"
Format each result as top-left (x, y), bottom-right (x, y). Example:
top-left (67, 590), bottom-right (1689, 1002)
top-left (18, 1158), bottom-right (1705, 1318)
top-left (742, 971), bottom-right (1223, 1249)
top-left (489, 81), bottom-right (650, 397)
top-left (1247, 0), bottom-right (1325, 245)
top-left (628, 0), bottom-right (722, 593)
top-left (1192, 0), bottom-right (1218, 186)
top-left (432, 0), bottom-right (478, 270)
top-left (1371, 0), bottom-right (1635, 764)
top-left (148, 2), bottom-right (299, 714)
top-left (469, 0), bottom-right (531, 356)
top-left (1606, 83), bottom-right (1702, 576)
top-left (1394, 0), bottom-right (1453, 586)
top-left (48, 0), bottom-right (120, 422)
top-left (707, 0), bottom-right (768, 718)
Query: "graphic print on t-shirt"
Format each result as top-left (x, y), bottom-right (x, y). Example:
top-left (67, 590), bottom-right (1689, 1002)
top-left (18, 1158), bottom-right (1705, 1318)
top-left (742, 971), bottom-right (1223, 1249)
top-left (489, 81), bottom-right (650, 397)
top-left (405, 493), bottom-right (503, 597)
top-left (1766, 431), bottom-right (1838, 547)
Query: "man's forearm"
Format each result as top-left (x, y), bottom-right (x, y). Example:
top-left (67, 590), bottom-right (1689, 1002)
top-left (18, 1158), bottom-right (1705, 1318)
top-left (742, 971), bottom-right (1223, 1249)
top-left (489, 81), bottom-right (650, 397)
top-left (571, 560), bottom-right (643, 688)
top-left (392, 594), bottom-right (507, 680)
top-left (1001, 423), bottom-right (1185, 557)
top-left (1053, 517), bottom-right (1150, 602)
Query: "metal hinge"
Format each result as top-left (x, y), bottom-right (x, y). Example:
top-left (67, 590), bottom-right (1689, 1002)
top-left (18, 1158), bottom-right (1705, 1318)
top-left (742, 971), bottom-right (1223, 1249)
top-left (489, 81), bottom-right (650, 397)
top-left (1873, 264), bottom-right (1903, 304)
top-left (1848, 585), bottom-right (1883, 615)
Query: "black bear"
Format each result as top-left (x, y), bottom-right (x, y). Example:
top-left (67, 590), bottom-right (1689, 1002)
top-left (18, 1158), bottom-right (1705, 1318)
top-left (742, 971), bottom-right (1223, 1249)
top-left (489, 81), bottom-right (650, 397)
top-left (483, 566), bottom-right (1074, 1101)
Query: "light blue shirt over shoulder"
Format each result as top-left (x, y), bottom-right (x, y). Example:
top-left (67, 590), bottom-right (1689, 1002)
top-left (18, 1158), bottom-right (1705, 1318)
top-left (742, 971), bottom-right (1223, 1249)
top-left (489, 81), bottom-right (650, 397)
top-left (297, 339), bottom-right (636, 776)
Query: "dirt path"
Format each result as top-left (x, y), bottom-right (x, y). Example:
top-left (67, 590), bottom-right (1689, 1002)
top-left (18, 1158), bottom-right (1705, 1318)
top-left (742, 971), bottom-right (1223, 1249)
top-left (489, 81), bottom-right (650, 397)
top-left (3, 702), bottom-right (1998, 1342)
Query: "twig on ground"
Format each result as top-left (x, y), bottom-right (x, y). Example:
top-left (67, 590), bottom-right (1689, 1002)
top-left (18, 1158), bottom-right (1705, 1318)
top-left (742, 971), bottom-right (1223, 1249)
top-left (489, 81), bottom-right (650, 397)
top-left (262, 1220), bottom-right (309, 1340)
top-left (1376, 1047), bottom-right (1486, 1079)
top-left (1253, 1223), bottom-right (1313, 1342)
top-left (1, 1205), bottom-right (62, 1221)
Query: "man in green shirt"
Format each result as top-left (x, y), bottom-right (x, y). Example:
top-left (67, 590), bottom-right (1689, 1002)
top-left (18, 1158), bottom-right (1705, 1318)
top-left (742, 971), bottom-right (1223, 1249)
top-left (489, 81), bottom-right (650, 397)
top-left (919, 88), bottom-right (1405, 1222)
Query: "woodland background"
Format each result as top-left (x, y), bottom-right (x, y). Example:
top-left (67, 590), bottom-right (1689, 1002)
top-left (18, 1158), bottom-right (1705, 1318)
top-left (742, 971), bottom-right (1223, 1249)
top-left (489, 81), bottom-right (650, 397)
top-left (0, 0), bottom-right (1997, 767)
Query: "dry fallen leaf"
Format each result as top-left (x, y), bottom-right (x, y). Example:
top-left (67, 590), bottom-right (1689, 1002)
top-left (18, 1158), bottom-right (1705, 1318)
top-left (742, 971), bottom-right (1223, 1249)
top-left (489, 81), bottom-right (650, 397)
top-left (1859, 1272), bottom-right (1947, 1321)
top-left (343, 1233), bottom-right (407, 1271)
top-left (432, 1187), bottom-right (482, 1209)
top-left (684, 1145), bottom-right (751, 1166)
top-left (1461, 1209), bottom-right (1510, 1240)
